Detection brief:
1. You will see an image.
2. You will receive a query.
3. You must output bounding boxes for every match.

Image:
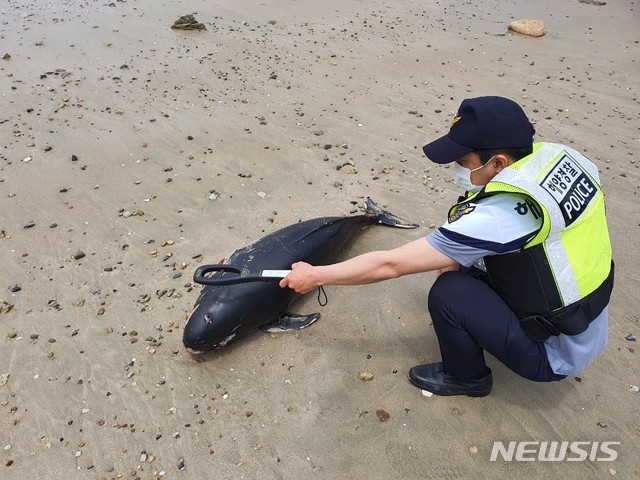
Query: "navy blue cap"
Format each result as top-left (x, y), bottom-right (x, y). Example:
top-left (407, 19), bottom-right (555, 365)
top-left (422, 96), bottom-right (535, 164)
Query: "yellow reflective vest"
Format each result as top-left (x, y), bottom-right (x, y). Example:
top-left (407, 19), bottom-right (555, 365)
top-left (449, 142), bottom-right (614, 340)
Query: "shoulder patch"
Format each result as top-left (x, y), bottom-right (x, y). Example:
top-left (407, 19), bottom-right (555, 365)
top-left (448, 203), bottom-right (475, 223)
top-left (540, 153), bottom-right (599, 226)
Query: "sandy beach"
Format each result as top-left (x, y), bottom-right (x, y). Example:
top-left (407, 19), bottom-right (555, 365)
top-left (1, 0), bottom-right (639, 478)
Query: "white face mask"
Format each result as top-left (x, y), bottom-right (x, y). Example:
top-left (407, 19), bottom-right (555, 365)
top-left (453, 156), bottom-right (496, 193)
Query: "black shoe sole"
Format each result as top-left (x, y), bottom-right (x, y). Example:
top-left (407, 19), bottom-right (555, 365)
top-left (408, 377), bottom-right (491, 397)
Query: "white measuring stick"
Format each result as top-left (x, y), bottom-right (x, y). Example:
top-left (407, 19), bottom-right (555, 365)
top-left (260, 269), bottom-right (292, 278)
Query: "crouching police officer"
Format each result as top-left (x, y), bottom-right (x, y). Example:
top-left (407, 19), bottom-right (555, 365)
top-left (280, 96), bottom-right (613, 397)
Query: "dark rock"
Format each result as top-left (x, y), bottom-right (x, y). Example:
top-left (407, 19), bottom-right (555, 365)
top-left (171, 14), bottom-right (207, 31)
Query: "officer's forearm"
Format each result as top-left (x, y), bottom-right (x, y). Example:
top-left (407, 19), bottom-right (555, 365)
top-left (313, 239), bottom-right (457, 287)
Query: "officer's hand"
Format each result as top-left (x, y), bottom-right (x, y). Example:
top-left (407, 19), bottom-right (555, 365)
top-left (279, 262), bottom-right (318, 294)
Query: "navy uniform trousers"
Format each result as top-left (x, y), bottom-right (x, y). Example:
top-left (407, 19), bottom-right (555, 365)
top-left (429, 271), bottom-right (566, 381)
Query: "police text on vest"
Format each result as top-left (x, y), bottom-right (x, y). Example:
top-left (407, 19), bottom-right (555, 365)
top-left (541, 154), bottom-right (598, 226)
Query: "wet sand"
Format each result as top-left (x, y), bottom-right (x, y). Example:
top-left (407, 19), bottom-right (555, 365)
top-left (1, 0), bottom-right (639, 478)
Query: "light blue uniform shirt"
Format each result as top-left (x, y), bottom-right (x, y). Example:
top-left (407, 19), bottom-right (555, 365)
top-left (427, 192), bottom-right (607, 375)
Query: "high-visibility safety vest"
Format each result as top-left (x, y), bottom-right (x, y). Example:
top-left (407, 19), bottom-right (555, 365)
top-left (449, 142), bottom-right (614, 341)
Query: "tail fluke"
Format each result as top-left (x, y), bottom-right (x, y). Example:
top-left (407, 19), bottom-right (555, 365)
top-left (364, 197), bottom-right (419, 229)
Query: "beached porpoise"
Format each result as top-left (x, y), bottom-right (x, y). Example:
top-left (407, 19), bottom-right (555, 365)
top-left (183, 198), bottom-right (418, 352)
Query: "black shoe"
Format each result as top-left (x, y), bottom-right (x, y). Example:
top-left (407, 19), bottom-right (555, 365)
top-left (408, 362), bottom-right (492, 397)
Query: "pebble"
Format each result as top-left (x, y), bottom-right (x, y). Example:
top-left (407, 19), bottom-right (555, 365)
top-left (630, 385), bottom-right (639, 393)
top-left (597, 421), bottom-right (608, 428)
top-left (72, 251), bottom-right (86, 260)
top-left (0, 301), bottom-right (14, 314)
top-left (121, 209), bottom-right (144, 218)
top-left (508, 19), bottom-right (546, 37)
top-left (358, 371), bottom-right (374, 381)
top-left (10, 285), bottom-right (21, 293)
top-left (376, 409), bottom-right (390, 422)
top-left (625, 334), bottom-right (636, 342)
top-left (0, 373), bottom-right (9, 386)
top-left (23, 156), bottom-right (32, 162)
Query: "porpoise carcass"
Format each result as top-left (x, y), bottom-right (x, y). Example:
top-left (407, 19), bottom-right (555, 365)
top-left (183, 198), bottom-right (418, 352)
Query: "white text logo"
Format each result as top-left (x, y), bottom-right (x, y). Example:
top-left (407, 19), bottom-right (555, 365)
top-left (490, 441), bottom-right (620, 462)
